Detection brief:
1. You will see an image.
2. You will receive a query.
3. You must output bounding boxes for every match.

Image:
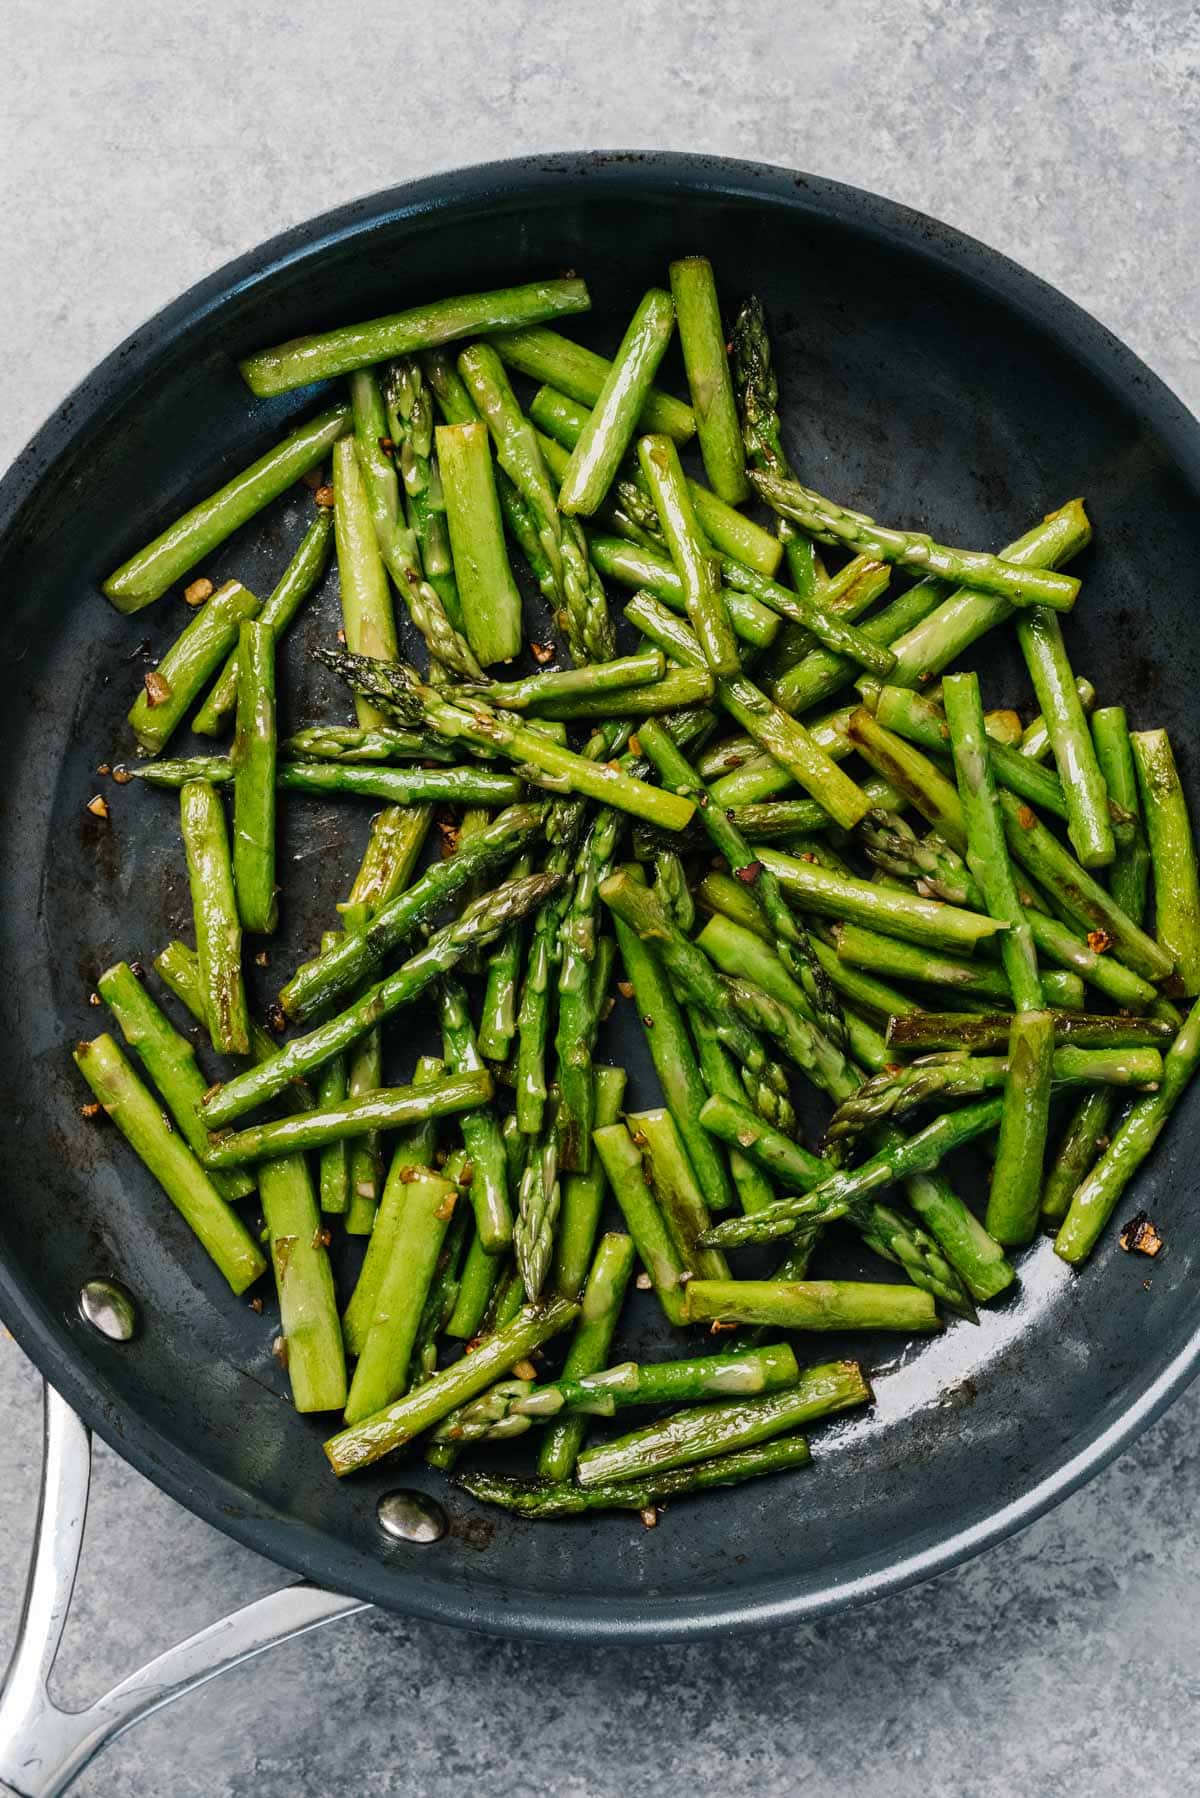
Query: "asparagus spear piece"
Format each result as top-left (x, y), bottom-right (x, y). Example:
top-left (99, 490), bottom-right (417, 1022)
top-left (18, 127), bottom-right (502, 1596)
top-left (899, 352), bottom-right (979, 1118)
top-left (439, 977), bottom-right (513, 1252)
top-left (280, 800), bottom-right (545, 1022)
top-left (729, 296), bottom-right (818, 592)
top-left (258, 1149), bottom-right (347, 1413)
top-left (538, 1233), bottom-right (636, 1481)
top-left (318, 648), bottom-right (696, 831)
top-left (341, 1055), bottom-right (446, 1354)
top-left (1022, 678), bottom-right (1097, 758)
top-left (339, 801), bottom-right (433, 921)
top-left (833, 920), bottom-right (1012, 1002)
top-left (241, 279), bottom-right (591, 396)
top-left (1056, 995), bottom-right (1200, 1263)
top-left (476, 850), bottom-right (530, 1062)
top-left (699, 1097), bottom-right (1005, 1249)
top-left (668, 257), bottom-right (748, 503)
top-left (638, 433), bottom-right (739, 676)
top-left (203, 1070), bottom-right (492, 1164)
top-left (194, 510), bottom-right (333, 735)
top-left (383, 356), bottom-right (462, 625)
top-left (986, 1011), bottom-right (1056, 1245)
top-left (1015, 607), bottom-right (1113, 867)
top-left (629, 1108), bottom-right (729, 1282)
top-left (455, 652), bottom-right (664, 711)
top-left (1041, 1089), bottom-right (1118, 1226)
top-left (341, 900), bottom-right (384, 1233)
top-left (754, 846), bottom-right (1004, 953)
top-left (74, 1035), bottom-right (266, 1295)
top-left (434, 419), bottom-right (523, 668)
top-left (720, 562), bottom-right (897, 677)
top-left (459, 1436), bottom-right (813, 1517)
top-left (996, 791), bottom-right (1174, 983)
top-left (102, 405), bottom-right (349, 612)
top-left (872, 683), bottom-right (1070, 821)
top-left (753, 471), bottom-right (1080, 610)
top-left (690, 1017), bottom-right (777, 1215)
top-left (202, 871), bottom-right (562, 1126)
top-left (592, 1122), bottom-right (690, 1327)
top-left (552, 1066), bottom-right (627, 1300)
top-left (1132, 728), bottom-right (1200, 994)
top-left (1092, 707), bottom-right (1151, 926)
top-left (153, 940), bottom-right (313, 1104)
top-left (349, 368), bottom-right (482, 678)
top-left (575, 1365), bottom-right (870, 1488)
top-left (343, 1167), bottom-right (459, 1424)
top-left (886, 1012), bottom-right (1175, 1052)
top-left (553, 811), bottom-right (621, 1171)
top-left (825, 1045), bottom-right (1162, 1141)
top-left (601, 869), bottom-right (796, 1133)
top-left (490, 325), bottom-right (694, 440)
top-left (943, 672), bottom-right (1042, 1011)
top-left (133, 756), bottom-right (524, 807)
top-left (324, 1297), bottom-right (578, 1475)
top-left (684, 1279), bottom-right (939, 1333)
top-left (280, 725), bottom-right (455, 763)
top-left (96, 962), bottom-right (254, 1203)
top-left (128, 580), bottom-right (261, 755)
top-left (180, 780), bottom-right (249, 1056)
top-left (512, 667), bottom-right (716, 721)
top-left (514, 1122), bottom-right (561, 1302)
top-left (588, 536), bottom-right (779, 649)
top-left (230, 620), bottom-right (278, 934)
top-left (557, 289), bottom-right (677, 516)
top-left (332, 434), bottom-right (399, 734)
top-left (458, 343), bottom-right (613, 663)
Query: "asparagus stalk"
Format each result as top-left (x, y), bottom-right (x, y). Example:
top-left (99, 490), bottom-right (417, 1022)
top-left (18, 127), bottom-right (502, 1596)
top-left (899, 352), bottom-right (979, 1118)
top-left (529, 1344), bottom-right (801, 1423)
top-left (592, 1122), bottom-right (690, 1327)
top-left (514, 1121), bottom-right (561, 1302)
top-left (575, 1365), bottom-right (871, 1488)
top-left (886, 1012), bottom-right (1175, 1053)
top-left (439, 977), bottom-right (513, 1252)
top-left (720, 562), bottom-right (897, 677)
top-left (1040, 1089), bottom-right (1118, 1226)
top-left (318, 648), bottom-right (696, 831)
top-left (556, 288), bottom-right (677, 516)
top-left (258, 1148), bottom-right (347, 1413)
top-left (383, 356), bottom-right (462, 624)
top-left (668, 257), bottom-right (748, 503)
top-left (332, 435), bottom-right (399, 734)
top-left (102, 405), bottom-right (349, 611)
top-left (193, 510), bottom-right (333, 735)
top-left (986, 1011), bottom-right (1056, 1245)
top-left (638, 433), bottom-right (739, 675)
top-left (343, 1167), bottom-right (460, 1424)
top-left (281, 727), bottom-right (452, 766)
top-left (1022, 678), bottom-right (1097, 759)
top-left (456, 653), bottom-right (664, 711)
top-left (133, 756), bottom-right (524, 807)
top-left (342, 1055), bottom-right (447, 1354)
top-left (943, 672), bottom-right (1042, 1010)
top-left (629, 1108), bottom-right (729, 1282)
top-left (753, 471), bottom-right (1080, 610)
top-left (490, 325), bottom-right (694, 440)
top-left (690, 1017), bottom-right (777, 1215)
top-left (601, 869), bottom-right (797, 1133)
top-left (754, 846), bottom-right (1004, 953)
top-left (231, 620), bottom-right (278, 934)
top-left (180, 780), bottom-right (249, 1056)
top-left (349, 368), bottom-right (482, 678)
top-left (825, 1046), bottom-right (1162, 1141)
top-left (1056, 995), bottom-right (1200, 1263)
top-left (434, 419), bottom-right (523, 668)
top-left (1092, 707), bottom-right (1151, 925)
top-left (323, 1297), bottom-right (579, 1475)
top-left (1132, 728), bottom-right (1200, 994)
top-left (872, 683), bottom-right (1071, 821)
top-left (202, 1069), bottom-right (492, 1164)
top-left (476, 851), bottom-right (530, 1062)
top-left (458, 1436), bottom-right (813, 1517)
top-left (338, 801), bottom-right (433, 920)
top-left (552, 1066), bottom-right (627, 1300)
top-left (97, 961), bottom-right (254, 1204)
top-left (201, 871), bottom-right (562, 1126)
top-left (699, 1097), bottom-right (1005, 1249)
top-left (553, 809), bottom-right (622, 1171)
top-left (684, 1280), bottom-right (939, 1333)
top-left (1015, 606), bottom-right (1113, 867)
top-left (538, 1233), bottom-right (636, 1481)
top-left (73, 1035), bottom-right (266, 1296)
top-left (241, 279), bottom-right (591, 396)
top-left (834, 919), bottom-right (1012, 1002)
top-left (128, 580), bottom-right (261, 754)
top-left (588, 535), bottom-right (779, 649)
top-left (152, 940), bottom-right (313, 1104)
top-left (280, 800), bottom-right (545, 1022)
top-left (729, 295), bottom-right (817, 591)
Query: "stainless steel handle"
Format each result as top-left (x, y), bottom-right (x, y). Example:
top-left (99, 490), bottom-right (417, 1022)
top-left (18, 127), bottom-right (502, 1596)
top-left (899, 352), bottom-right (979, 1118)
top-left (0, 1383), bottom-right (369, 1798)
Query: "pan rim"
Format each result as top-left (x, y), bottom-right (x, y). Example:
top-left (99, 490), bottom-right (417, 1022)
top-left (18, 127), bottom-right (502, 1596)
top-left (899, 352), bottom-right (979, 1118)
top-left (2, 148), bottom-right (1199, 1642)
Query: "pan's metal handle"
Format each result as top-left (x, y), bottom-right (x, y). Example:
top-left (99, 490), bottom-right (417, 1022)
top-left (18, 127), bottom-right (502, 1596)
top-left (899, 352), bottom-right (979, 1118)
top-left (0, 1383), bottom-right (369, 1798)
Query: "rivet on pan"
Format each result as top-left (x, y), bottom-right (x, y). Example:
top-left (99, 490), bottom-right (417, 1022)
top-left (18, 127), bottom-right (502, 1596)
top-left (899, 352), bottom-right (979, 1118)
top-left (376, 1489), bottom-right (447, 1544)
top-left (78, 1278), bottom-right (139, 1342)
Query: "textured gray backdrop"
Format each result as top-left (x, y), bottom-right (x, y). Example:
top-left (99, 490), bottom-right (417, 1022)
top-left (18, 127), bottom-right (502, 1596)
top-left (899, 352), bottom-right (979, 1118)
top-left (2, 2), bottom-right (1198, 1793)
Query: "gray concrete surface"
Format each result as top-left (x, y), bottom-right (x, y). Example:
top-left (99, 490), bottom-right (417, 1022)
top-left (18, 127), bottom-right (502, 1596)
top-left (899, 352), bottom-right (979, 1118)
top-left (2, 1), bottom-right (1199, 1792)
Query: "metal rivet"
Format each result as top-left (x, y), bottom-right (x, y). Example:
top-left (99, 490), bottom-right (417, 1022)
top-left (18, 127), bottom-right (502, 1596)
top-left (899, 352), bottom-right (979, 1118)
top-left (78, 1278), bottom-right (138, 1342)
top-left (376, 1489), bottom-right (447, 1544)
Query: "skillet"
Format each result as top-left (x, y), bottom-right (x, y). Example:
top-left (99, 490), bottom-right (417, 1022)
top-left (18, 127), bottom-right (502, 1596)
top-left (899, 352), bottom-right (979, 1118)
top-left (2, 152), bottom-right (1200, 1660)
